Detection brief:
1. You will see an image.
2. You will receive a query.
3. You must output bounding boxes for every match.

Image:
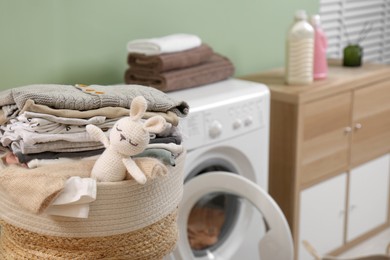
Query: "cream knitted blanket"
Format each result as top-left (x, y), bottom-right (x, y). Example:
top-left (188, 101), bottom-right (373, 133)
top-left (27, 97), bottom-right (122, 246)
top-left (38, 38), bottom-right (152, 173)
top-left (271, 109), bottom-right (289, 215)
top-left (0, 157), bottom-right (168, 214)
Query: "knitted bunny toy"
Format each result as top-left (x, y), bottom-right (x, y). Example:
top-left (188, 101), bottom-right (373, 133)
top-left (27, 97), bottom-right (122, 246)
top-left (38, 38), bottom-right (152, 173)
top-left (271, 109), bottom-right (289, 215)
top-left (86, 96), bottom-right (166, 184)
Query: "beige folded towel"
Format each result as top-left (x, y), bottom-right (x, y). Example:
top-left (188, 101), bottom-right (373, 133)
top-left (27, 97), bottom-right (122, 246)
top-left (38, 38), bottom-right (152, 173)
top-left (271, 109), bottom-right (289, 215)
top-left (0, 157), bottom-right (168, 214)
top-left (125, 53), bottom-right (235, 92)
top-left (19, 99), bottom-right (179, 126)
top-left (127, 157), bottom-right (168, 180)
top-left (0, 161), bottom-right (93, 214)
top-left (128, 44), bottom-right (214, 73)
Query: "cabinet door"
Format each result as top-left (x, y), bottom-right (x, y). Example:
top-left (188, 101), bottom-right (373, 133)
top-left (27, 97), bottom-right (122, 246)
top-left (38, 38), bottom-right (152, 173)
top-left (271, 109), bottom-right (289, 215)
top-left (300, 92), bottom-right (352, 186)
top-left (347, 154), bottom-right (390, 241)
top-left (351, 81), bottom-right (390, 166)
top-left (298, 173), bottom-right (347, 260)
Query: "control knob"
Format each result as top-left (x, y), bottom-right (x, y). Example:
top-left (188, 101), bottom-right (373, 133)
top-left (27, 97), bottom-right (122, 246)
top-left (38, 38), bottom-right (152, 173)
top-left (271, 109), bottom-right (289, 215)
top-left (209, 120), bottom-right (222, 138)
top-left (244, 116), bottom-right (253, 126)
top-left (233, 119), bottom-right (242, 130)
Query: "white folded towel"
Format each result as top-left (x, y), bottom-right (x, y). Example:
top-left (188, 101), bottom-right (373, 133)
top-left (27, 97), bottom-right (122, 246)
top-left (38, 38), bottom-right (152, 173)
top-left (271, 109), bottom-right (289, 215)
top-left (126, 34), bottom-right (202, 55)
top-left (45, 176), bottom-right (97, 218)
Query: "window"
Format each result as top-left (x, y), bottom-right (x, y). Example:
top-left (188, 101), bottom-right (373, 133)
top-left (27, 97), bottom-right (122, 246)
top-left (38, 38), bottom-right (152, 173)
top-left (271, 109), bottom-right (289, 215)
top-left (319, 0), bottom-right (390, 63)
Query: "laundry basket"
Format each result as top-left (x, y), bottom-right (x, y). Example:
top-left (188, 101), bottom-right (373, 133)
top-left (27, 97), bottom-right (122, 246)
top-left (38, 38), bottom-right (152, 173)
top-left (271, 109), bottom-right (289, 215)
top-left (303, 240), bottom-right (390, 260)
top-left (0, 152), bottom-right (186, 260)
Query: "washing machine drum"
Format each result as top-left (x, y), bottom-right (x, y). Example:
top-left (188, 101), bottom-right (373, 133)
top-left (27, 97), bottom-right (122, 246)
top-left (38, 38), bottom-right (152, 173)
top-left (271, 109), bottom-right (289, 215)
top-left (171, 172), bottom-right (294, 260)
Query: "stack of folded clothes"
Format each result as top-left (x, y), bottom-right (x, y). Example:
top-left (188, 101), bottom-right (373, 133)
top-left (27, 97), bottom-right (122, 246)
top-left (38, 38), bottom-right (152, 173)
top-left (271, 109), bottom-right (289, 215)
top-left (124, 33), bottom-right (235, 92)
top-left (0, 83), bottom-right (189, 218)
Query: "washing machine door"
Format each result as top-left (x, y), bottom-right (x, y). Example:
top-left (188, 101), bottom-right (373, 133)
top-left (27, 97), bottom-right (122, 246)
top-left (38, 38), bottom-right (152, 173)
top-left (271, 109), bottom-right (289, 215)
top-left (171, 172), bottom-right (293, 260)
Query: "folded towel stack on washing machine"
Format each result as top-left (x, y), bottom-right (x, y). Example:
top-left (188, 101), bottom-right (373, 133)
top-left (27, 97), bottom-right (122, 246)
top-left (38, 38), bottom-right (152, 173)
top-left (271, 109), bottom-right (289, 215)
top-left (124, 33), bottom-right (235, 92)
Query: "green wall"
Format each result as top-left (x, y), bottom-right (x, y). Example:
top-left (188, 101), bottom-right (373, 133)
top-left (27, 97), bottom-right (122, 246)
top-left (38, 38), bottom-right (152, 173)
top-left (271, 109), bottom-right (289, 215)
top-left (0, 0), bottom-right (318, 90)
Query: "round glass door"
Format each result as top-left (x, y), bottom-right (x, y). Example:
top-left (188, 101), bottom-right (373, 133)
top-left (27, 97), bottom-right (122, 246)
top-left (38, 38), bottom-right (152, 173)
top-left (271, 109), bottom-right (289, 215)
top-left (184, 159), bottom-right (240, 257)
top-left (173, 172), bottom-right (294, 260)
top-left (187, 191), bottom-right (239, 257)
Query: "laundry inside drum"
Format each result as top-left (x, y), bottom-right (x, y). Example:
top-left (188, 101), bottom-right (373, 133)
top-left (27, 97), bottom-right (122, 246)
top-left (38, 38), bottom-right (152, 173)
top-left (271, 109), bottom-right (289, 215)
top-left (187, 191), bottom-right (240, 257)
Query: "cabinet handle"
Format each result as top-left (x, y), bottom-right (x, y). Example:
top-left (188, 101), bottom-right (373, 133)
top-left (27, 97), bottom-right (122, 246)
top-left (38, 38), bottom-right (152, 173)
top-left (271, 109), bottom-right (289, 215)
top-left (354, 123), bottom-right (362, 130)
top-left (339, 210), bottom-right (345, 217)
top-left (344, 126), bottom-right (352, 134)
top-left (349, 205), bottom-right (357, 212)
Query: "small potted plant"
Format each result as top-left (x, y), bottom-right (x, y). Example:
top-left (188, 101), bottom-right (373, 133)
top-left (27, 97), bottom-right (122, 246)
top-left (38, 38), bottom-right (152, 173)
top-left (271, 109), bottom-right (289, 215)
top-left (343, 21), bottom-right (373, 67)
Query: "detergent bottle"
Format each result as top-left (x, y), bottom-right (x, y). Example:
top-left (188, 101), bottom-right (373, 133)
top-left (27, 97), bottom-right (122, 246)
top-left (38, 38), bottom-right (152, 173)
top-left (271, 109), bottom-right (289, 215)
top-left (285, 10), bottom-right (314, 85)
top-left (311, 14), bottom-right (328, 80)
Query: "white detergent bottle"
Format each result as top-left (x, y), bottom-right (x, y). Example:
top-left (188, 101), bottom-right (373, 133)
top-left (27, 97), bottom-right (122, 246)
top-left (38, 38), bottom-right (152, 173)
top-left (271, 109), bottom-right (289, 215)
top-left (286, 10), bottom-right (314, 85)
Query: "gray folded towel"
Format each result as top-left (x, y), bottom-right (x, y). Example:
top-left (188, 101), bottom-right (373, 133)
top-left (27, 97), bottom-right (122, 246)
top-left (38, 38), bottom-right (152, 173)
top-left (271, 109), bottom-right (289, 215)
top-left (0, 84), bottom-right (189, 117)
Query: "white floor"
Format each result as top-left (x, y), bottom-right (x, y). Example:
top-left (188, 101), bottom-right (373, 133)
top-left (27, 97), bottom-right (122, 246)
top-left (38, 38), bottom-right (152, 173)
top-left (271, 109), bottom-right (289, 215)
top-left (338, 228), bottom-right (390, 258)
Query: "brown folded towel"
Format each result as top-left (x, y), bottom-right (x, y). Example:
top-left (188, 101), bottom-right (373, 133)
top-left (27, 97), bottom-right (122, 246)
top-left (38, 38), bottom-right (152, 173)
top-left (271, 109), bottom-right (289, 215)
top-left (125, 53), bottom-right (235, 92)
top-left (128, 44), bottom-right (214, 73)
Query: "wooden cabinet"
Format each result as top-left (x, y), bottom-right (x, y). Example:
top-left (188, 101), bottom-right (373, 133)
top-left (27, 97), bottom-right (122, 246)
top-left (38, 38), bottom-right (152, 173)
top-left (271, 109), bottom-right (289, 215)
top-left (347, 154), bottom-right (390, 242)
top-left (300, 92), bottom-right (351, 187)
top-left (298, 154), bottom-right (390, 260)
top-left (351, 82), bottom-right (390, 167)
top-left (241, 60), bottom-right (390, 259)
top-left (299, 173), bottom-right (347, 260)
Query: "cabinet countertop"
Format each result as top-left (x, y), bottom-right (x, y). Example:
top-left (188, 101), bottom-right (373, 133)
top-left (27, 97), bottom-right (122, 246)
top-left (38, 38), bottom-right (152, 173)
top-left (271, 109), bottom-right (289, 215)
top-left (240, 60), bottom-right (390, 104)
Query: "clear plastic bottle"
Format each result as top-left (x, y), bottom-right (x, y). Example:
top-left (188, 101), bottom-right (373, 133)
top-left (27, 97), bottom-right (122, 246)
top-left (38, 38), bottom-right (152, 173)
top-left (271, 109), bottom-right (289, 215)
top-left (311, 14), bottom-right (328, 80)
top-left (285, 10), bottom-right (314, 85)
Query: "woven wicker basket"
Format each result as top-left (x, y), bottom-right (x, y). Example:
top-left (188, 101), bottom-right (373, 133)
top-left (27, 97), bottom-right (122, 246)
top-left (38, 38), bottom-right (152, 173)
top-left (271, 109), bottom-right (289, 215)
top-left (0, 152), bottom-right (185, 259)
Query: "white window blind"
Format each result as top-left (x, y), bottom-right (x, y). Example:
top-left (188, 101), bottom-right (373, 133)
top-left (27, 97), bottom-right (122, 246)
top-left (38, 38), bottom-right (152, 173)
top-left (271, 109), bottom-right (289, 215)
top-left (319, 0), bottom-right (390, 63)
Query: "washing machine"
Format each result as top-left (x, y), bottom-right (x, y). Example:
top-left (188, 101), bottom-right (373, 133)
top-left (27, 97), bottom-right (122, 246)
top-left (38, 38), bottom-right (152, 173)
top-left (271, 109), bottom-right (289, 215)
top-left (165, 79), bottom-right (293, 260)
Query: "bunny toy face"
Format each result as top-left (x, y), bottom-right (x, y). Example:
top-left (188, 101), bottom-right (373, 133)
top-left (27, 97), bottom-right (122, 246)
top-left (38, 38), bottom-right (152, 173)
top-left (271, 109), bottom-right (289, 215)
top-left (110, 96), bottom-right (166, 157)
top-left (109, 118), bottom-right (149, 156)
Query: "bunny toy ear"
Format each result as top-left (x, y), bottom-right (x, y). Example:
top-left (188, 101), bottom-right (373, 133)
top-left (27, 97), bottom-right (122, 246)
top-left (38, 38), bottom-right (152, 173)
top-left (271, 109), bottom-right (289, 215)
top-left (129, 96), bottom-right (147, 121)
top-left (143, 115), bottom-right (166, 134)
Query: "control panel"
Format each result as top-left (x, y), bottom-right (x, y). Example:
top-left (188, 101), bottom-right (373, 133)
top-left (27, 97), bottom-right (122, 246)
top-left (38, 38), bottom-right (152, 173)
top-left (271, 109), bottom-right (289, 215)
top-left (181, 95), bottom-right (267, 151)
